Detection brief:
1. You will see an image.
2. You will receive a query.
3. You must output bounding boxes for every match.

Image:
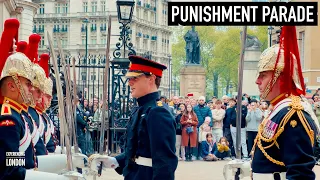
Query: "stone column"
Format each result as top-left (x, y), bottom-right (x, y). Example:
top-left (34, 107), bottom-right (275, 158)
top-left (242, 46), bottom-right (261, 99)
top-left (15, 0), bottom-right (39, 41)
top-left (0, 0), bottom-right (17, 32)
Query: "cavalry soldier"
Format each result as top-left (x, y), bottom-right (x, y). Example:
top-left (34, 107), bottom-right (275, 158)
top-left (0, 19), bottom-right (85, 179)
top-left (89, 55), bottom-right (178, 180)
top-left (25, 34), bottom-right (48, 156)
top-left (37, 53), bottom-right (57, 153)
top-left (251, 26), bottom-right (318, 179)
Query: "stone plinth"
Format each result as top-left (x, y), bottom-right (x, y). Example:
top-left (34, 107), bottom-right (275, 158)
top-left (180, 65), bottom-right (206, 100)
top-left (242, 47), bottom-right (261, 98)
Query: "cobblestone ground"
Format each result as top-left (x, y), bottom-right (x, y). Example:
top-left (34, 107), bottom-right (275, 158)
top-left (86, 160), bottom-right (320, 180)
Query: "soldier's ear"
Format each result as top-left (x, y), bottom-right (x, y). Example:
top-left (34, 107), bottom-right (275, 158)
top-left (7, 81), bottom-right (16, 92)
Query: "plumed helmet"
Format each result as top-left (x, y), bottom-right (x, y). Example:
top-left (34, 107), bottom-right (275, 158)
top-left (27, 34), bottom-right (47, 92)
top-left (0, 19), bottom-right (34, 82)
top-left (39, 53), bottom-right (53, 96)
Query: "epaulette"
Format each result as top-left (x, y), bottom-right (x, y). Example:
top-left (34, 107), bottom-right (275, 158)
top-left (1, 97), bottom-right (22, 115)
top-left (156, 101), bottom-right (163, 107)
top-left (1, 104), bottom-right (12, 116)
top-left (252, 95), bottom-right (314, 167)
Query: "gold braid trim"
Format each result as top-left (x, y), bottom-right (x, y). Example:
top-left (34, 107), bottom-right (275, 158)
top-left (252, 95), bottom-right (314, 166)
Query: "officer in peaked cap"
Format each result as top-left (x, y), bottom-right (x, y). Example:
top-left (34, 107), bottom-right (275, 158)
top-left (250, 26), bottom-right (319, 180)
top-left (89, 55), bottom-right (178, 180)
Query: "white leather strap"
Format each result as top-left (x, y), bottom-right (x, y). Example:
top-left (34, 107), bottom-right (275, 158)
top-left (38, 114), bottom-right (45, 137)
top-left (19, 116), bottom-right (32, 152)
top-left (135, 156), bottom-right (152, 167)
top-left (252, 172), bottom-right (286, 180)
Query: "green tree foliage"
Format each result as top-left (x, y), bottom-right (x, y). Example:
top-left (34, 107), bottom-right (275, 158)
top-left (171, 26), bottom-right (268, 98)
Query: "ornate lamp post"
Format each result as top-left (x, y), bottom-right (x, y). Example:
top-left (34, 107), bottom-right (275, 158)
top-left (267, 26), bottom-right (274, 47)
top-left (109, 0), bottom-right (136, 153)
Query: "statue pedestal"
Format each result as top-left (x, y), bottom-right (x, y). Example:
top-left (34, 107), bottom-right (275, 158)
top-left (180, 65), bottom-right (206, 100)
top-left (242, 47), bottom-right (261, 99)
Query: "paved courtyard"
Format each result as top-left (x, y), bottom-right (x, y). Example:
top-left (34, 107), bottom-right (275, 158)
top-left (87, 160), bottom-right (320, 180)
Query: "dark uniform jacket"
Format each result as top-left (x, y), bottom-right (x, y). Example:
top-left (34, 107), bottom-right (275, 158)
top-left (28, 106), bottom-right (47, 155)
top-left (0, 97), bottom-right (36, 180)
top-left (42, 113), bottom-right (56, 153)
top-left (252, 96), bottom-right (318, 179)
top-left (115, 92), bottom-right (178, 180)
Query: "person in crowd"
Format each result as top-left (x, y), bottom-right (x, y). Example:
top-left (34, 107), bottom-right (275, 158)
top-left (175, 103), bottom-right (186, 160)
top-left (260, 100), bottom-right (270, 118)
top-left (213, 137), bottom-right (231, 160)
top-left (246, 99), bottom-right (262, 157)
top-left (172, 96), bottom-right (180, 111)
top-left (181, 104), bottom-right (199, 161)
top-left (198, 117), bottom-right (212, 143)
top-left (190, 98), bottom-right (197, 107)
top-left (229, 98), bottom-right (248, 159)
top-left (223, 98), bottom-right (236, 157)
top-left (201, 133), bottom-right (218, 161)
top-left (194, 96), bottom-right (212, 160)
top-left (212, 99), bottom-right (226, 142)
top-left (222, 95), bottom-right (229, 108)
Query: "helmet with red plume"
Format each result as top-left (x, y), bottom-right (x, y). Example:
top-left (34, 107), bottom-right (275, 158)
top-left (0, 18), bottom-right (20, 78)
top-left (16, 41), bottom-right (28, 55)
top-left (39, 53), bottom-right (53, 96)
top-left (258, 26), bottom-right (305, 99)
top-left (27, 34), bottom-right (41, 63)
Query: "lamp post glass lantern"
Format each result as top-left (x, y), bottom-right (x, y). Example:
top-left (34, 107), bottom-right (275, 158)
top-left (116, 0), bottom-right (135, 24)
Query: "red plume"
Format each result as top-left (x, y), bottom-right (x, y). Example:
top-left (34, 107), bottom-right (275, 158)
top-left (0, 18), bottom-right (20, 76)
top-left (39, 53), bottom-right (50, 78)
top-left (274, 26), bottom-right (305, 96)
top-left (16, 41), bottom-right (28, 55)
top-left (27, 34), bottom-right (41, 63)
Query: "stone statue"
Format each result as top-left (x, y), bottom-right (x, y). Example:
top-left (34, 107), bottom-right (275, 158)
top-left (241, 32), bottom-right (262, 49)
top-left (184, 26), bottom-right (201, 64)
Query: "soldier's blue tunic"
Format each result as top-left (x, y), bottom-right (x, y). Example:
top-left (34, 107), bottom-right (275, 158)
top-left (252, 96), bottom-right (318, 179)
top-left (115, 92), bottom-right (178, 180)
top-left (0, 97), bottom-right (36, 180)
top-left (42, 113), bottom-right (56, 153)
top-left (28, 106), bottom-right (47, 155)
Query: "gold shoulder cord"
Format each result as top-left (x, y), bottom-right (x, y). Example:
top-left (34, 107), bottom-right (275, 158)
top-left (251, 95), bottom-right (315, 166)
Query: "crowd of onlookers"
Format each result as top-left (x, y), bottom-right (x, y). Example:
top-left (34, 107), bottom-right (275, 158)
top-left (160, 94), bottom-right (274, 162)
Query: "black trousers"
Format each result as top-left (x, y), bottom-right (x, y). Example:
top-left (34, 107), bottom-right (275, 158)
top-left (247, 131), bottom-right (258, 156)
top-left (223, 127), bottom-right (235, 157)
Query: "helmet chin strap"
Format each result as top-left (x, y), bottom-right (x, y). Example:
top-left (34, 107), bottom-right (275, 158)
top-left (11, 75), bottom-right (32, 105)
top-left (261, 70), bottom-right (282, 100)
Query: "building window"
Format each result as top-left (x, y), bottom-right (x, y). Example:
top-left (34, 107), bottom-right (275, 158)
top-left (82, 36), bottom-right (86, 45)
top-left (91, 1), bottom-right (97, 12)
top-left (83, 2), bottom-right (88, 12)
top-left (39, 4), bottom-right (45, 14)
top-left (91, 38), bottom-right (97, 44)
top-left (91, 72), bottom-right (96, 80)
top-left (91, 21), bottom-right (97, 32)
top-left (101, 1), bottom-right (106, 12)
top-left (101, 38), bottom-right (106, 44)
top-left (100, 23), bottom-right (106, 31)
top-left (62, 3), bottom-right (68, 13)
top-left (40, 35), bottom-right (45, 48)
top-left (81, 72), bottom-right (87, 80)
top-left (55, 3), bottom-right (61, 14)
top-left (62, 37), bottom-right (68, 48)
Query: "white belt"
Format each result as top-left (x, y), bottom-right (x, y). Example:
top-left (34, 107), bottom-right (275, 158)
top-left (135, 157), bottom-right (152, 167)
top-left (252, 172), bottom-right (286, 180)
